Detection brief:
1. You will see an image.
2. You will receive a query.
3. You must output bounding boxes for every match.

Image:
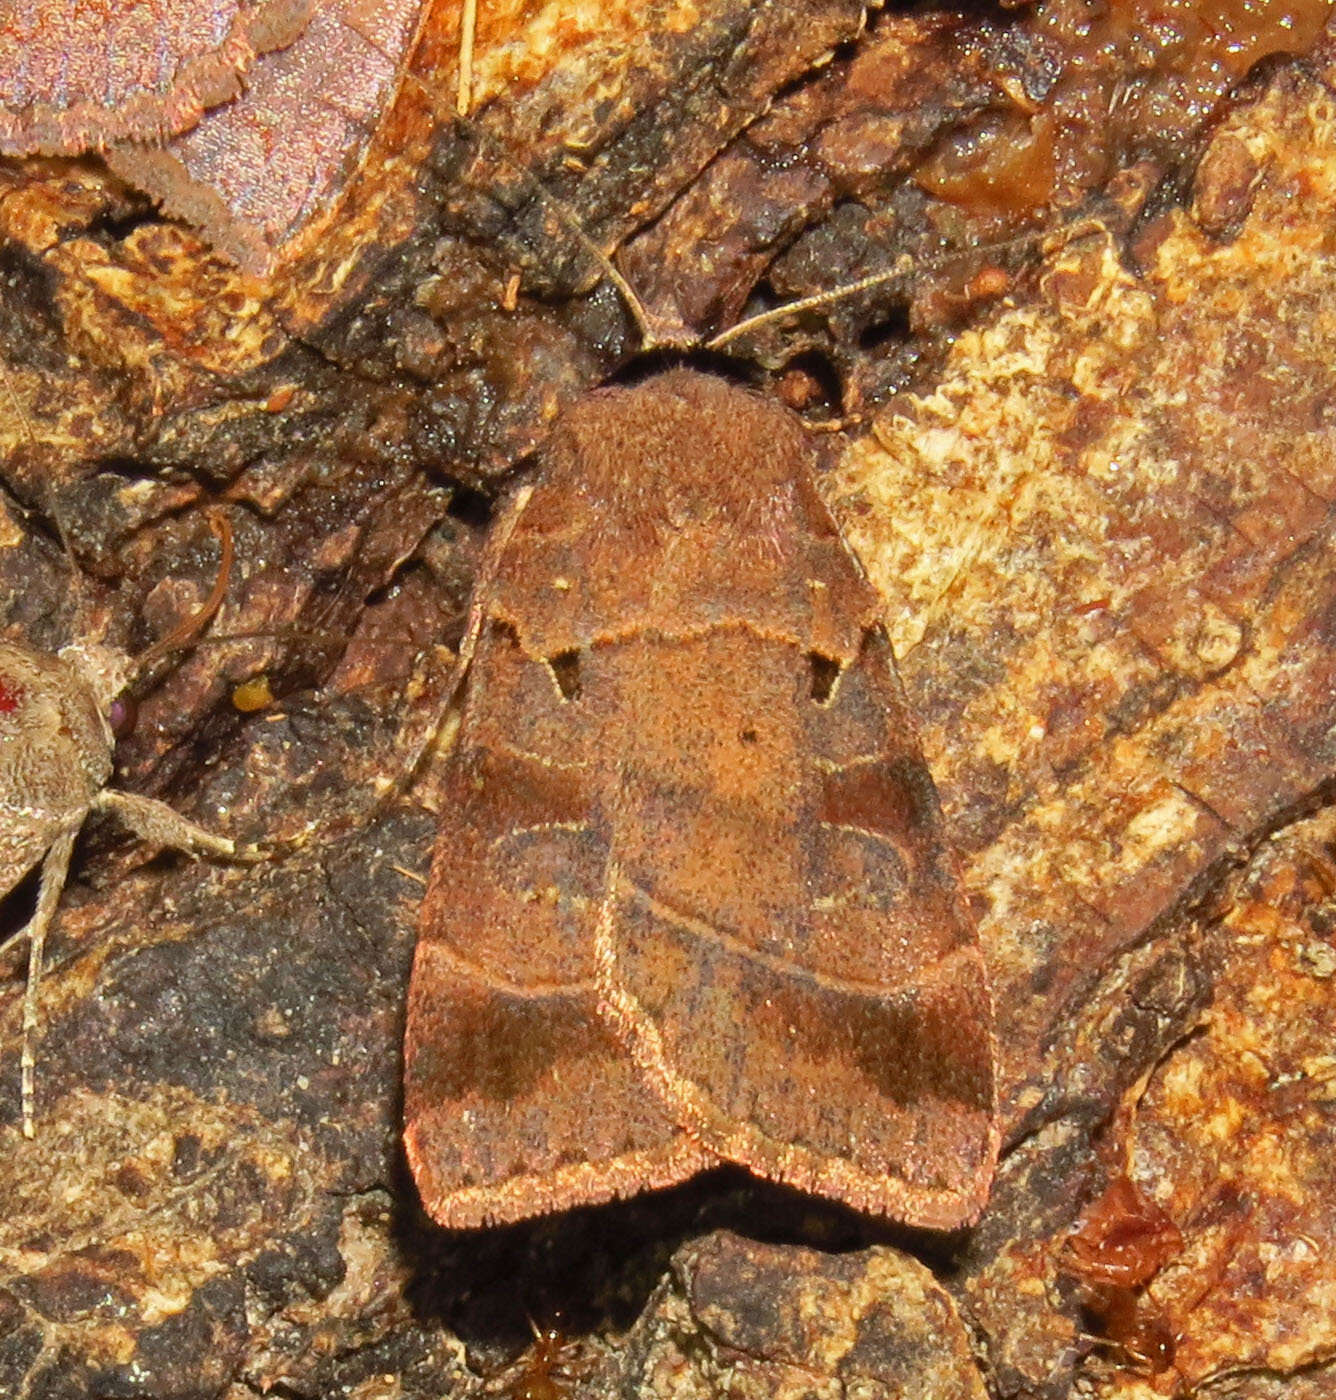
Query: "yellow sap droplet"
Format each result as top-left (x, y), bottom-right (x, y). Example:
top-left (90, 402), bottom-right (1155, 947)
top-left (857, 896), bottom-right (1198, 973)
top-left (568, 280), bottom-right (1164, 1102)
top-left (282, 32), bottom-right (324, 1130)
top-left (231, 675), bottom-right (274, 712)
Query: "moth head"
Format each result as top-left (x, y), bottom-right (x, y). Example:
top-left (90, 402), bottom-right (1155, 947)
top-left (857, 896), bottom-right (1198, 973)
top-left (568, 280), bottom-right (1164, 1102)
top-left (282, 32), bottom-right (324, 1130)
top-left (553, 371), bottom-right (811, 531)
top-left (57, 639), bottom-right (134, 718)
top-left (0, 639), bottom-right (113, 769)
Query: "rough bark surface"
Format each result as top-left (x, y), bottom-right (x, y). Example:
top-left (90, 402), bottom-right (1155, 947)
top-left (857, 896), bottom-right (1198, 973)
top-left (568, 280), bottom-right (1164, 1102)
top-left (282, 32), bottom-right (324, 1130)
top-left (0, 1), bottom-right (1334, 1396)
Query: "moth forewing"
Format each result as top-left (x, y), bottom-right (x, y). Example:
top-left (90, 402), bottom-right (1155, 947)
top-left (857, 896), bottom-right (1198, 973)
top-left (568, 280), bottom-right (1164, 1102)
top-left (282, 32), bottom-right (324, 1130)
top-left (404, 369), bottom-right (998, 1229)
top-left (402, 475), bottom-right (718, 1228)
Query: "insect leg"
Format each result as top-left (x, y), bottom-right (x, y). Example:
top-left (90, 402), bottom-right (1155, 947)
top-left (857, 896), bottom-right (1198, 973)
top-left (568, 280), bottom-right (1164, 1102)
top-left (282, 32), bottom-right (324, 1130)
top-left (19, 828), bottom-right (77, 1137)
top-left (95, 789), bottom-right (252, 860)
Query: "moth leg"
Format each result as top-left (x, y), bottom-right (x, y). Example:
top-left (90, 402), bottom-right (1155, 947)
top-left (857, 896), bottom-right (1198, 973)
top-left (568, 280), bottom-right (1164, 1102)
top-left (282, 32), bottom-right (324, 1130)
top-left (391, 485), bottom-right (536, 792)
top-left (96, 788), bottom-right (257, 861)
top-left (334, 483), bottom-right (540, 836)
top-left (18, 828), bottom-right (77, 1137)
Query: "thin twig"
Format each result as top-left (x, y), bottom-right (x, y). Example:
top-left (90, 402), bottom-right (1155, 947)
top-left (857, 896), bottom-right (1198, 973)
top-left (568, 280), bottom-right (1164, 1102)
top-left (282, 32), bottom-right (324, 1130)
top-left (457, 0), bottom-right (478, 117)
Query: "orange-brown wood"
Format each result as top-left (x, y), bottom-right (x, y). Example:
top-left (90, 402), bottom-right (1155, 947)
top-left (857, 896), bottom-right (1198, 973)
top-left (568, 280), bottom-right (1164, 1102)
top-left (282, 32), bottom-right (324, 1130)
top-left (404, 370), bottom-right (998, 1229)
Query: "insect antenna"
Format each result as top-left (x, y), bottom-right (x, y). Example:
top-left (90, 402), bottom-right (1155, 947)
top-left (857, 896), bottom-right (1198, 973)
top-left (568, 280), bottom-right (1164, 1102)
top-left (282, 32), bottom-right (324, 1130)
top-left (127, 508), bottom-right (235, 689)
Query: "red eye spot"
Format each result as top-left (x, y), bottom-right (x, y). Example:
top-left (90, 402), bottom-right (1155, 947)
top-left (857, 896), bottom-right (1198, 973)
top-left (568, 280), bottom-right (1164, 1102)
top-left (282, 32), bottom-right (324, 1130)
top-left (0, 677), bottom-right (22, 713)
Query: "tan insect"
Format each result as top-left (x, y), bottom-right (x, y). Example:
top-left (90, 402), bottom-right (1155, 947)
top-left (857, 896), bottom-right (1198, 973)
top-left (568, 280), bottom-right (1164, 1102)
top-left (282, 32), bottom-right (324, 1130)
top-left (484, 1320), bottom-right (586, 1400)
top-left (0, 511), bottom-right (252, 1135)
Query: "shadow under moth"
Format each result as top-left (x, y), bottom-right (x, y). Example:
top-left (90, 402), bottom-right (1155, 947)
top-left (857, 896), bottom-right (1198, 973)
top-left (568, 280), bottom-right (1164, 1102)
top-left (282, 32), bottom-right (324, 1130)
top-left (404, 369), bottom-right (998, 1230)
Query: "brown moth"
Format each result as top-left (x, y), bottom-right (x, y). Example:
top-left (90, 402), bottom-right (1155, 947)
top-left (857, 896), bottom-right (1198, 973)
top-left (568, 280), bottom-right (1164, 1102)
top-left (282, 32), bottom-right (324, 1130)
top-left (0, 512), bottom-right (248, 1135)
top-left (404, 369), bottom-right (998, 1230)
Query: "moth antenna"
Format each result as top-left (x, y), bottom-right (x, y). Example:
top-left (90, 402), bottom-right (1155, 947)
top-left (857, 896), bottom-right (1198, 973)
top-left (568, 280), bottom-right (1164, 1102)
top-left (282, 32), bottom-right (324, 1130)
top-left (399, 71), bottom-right (663, 349)
top-left (131, 508), bottom-right (234, 680)
top-left (457, 0), bottom-right (477, 116)
top-left (337, 0), bottom-right (1063, 360)
top-left (336, 4), bottom-right (652, 341)
top-left (510, 176), bottom-right (660, 349)
top-left (707, 225), bottom-right (1061, 352)
top-left (191, 624), bottom-right (364, 652)
top-left (707, 257), bottom-right (914, 350)
top-left (404, 36), bottom-right (1067, 361)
